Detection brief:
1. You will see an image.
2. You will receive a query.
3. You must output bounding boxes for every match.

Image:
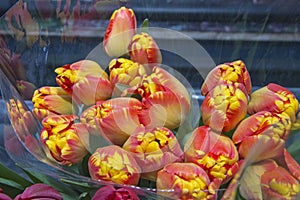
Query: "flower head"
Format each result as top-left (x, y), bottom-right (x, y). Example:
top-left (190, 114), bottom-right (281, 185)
top-left (123, 126), bottom-right (183, 180)
top-left (92, 185), bottom-right (140, 200)
top-left (248, 83), bottom-right (299, 122)
top-left (261, 166), bottom-right (300, 199)
top-left (55, 60), bottom-right (112, 106)
top-left (15, 183), bottom-right (63, 200)
top-left (88, 145), bottom-right (141, 185)
top-left (109, 58), bottom-right (147, 92)
top-left (104, 7), bottom-right (136, 57)
top-left (40, 114), bottom-right (88, 165)
top-left (81, 97), bottom-right (142, 146)
top-left (201, 60), bottom-right (252, 96)
top-left (156, 162), bottom-right (220, 200)
top-left (32, 86), bottom-right (77, 121)
top-left (201, 83), bottom-right (248, 132)
top-left (129, 32), bottom-right (162, 71)
top-left (185, 126), bottom-right (239, 182)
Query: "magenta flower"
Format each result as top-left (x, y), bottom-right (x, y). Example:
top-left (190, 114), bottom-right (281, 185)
top-left (92, 185), bottom-right (140, 200)
top-left (14, 183), bottom-right (62, 200)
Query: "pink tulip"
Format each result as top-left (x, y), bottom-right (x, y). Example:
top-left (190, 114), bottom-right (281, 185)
top-left (92, 185), bottom-right (140, 200)
top-left (14, 183), bottom-right (62, 200)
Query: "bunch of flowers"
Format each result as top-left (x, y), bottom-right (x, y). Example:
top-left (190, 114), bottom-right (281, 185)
top-left (7, 6), bottom-right (300, 200)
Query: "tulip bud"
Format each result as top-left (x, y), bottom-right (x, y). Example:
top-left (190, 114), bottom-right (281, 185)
top-left (239, 159), bottom-right (278, 200)
top-left (248, 83), bottom-right (299, 122)
top-left (122, 126), bottom-right (183, 181)
top-left (16, 80), bottom-right (36, 100)
top-left (185, 126), bottom-right (239, 182)
top-left (32, 86), bottom-right (77, 121)
top-left (40, 115), bottom-right (88, 165)
top-left (109, 58), bottom-right (147, 92)
top-left (92, 185), bottom-right (140, 200)
top-left (201, 60), bottom-right (252, 96)
top-left (0, 188), bottom-right (11, 200)
top-left (88, 145), bottom-right (141, 185)
top-left (55, 60), bottom-right (112, 106)
top-left (103, 7), bottom-right (136, 57)
top-left (201, 83), bottom-right (248, 132)
top-left (261, 166), bottom-right (300, 199)
top-left (135, 67), bottom-right (191, 130)
top-left (15, 183), bottom-right (62, 200)
top-left (232, 111), bottom-right (292, 143)
top-left (156, 162), bottom-right (220, 200)
top-left (82, 97), bottom-right (142, 146)
top-left (129, 32), bottom-right (162, 71)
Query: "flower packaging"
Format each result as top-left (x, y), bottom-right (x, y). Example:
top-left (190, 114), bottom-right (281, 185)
top-left (0, 0), bottom-right (300, 199)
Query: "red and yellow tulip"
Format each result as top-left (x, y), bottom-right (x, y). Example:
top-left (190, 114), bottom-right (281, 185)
top-left (55, 60), bottom-right (112, 106)
top-left (88, 145), bottom-right (141, 185)
top-left (134, 67), bottom-right (191, 130)
top-left (40, 114), bottom-right (88, 165)
top-left (184, 126), bottom-right (239, 183)
top-left (261, 166), bottom-right (300, 199)
top-left (103, 7), bottom-right (136, 57)
top-left (201, 83), bottom-right (248, 132)
top-left (201, 60), bottom-right (252, 96)
top-left (129, 32), bottom-right (162, 71)
top-left (32, 86), bottom-right (77, 121)
top-left (248, 83), bottom-right (299, 122)
top-left (83, 97), bottom-right (142, 146)
top-left (156, 162), bottom-right (220, 200)
top-left (232, 111), bottom-right (292, 143)
top-left (122, 126), bottom-right (183, 181)
top-left (109, 58), bottom-right (147, 91)
top-left (238, 159), bottom-right (278, 200)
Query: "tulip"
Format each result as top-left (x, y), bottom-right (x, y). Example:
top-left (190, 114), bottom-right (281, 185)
top-left (156, 162), bottom-right (220, 200)
top-left (275, 149), bottom-right (300, 180)
top-left (184, 126), bottom-right (239, 182)
top-left (103, 7), bottom-right (136, 57)
top-left (92, 185), bottom-right (140, 200)
top-left (32, 86), bottom-right (77, 121)
top-left (201, 83), bottom-right (248, 132)
top-left (40, 114), bottom-right (88, 165)
top-left (16, 80), bottom-right (36, 100)
top-left (238, 159), bottom-right (278, 200)
top-left (108, 58), bottom-right (147, 93)
top-left (15, 183), bottom-right (63, 200)
top-left (129, 32), bottom-right (162, 71)
top-left (201, 60), bottom-right (252, 96)
top-left (122, 126), bottom-right (183, 181)
top-left (82, 97), bottom-right (142, 146)
top-left (88, 145), bottom-right (141, 185)
top-left (0, 188), bottom-right (11, 200)
top-left (55, 60), bottom-right (112, 106)
top-left (132, 67), bottom-right (191, 130)
top-left (237, 134), bottom-right (285, 163)
top-left (261, 166), bottom-right (300, 199)
top-left (248, 83), bottom-right (299, 122)
top-left (232, 111), bottom-right (292, 143)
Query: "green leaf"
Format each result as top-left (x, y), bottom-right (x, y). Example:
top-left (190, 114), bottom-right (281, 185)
top-left (0, 177), bottom-right (24, 190)
top-left (0, 162), bottom-right (32, 188)
top-left (141, 18), bottom-right (149, 33)
top-left (287, 136), bottom-right (300, 163)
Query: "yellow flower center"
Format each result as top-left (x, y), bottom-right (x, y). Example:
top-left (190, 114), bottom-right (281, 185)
top-left (269, 178), bottom-right (300, 197)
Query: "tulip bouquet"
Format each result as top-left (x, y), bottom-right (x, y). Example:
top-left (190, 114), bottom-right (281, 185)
top-left (1, 5), bottom-right (300, 200)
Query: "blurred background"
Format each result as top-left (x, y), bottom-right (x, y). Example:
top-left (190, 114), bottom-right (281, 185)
top-left (0, 0), bottom-right (17, 16)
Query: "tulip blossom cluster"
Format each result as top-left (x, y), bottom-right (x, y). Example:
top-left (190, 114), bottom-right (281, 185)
top-left (26, 5), bottom-right (300, 200)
